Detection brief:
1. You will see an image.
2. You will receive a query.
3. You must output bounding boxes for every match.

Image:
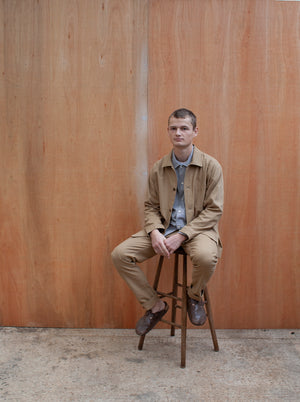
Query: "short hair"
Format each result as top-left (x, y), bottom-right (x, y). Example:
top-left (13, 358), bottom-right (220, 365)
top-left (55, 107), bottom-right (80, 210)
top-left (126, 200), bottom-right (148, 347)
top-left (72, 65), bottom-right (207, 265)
top-left (168, 108), bottom-right (197, 130)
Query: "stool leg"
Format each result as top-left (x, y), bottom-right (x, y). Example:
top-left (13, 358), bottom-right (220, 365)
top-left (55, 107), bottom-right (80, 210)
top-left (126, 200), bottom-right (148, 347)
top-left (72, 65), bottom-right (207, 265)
top-left (138, 255), bottom-right (164, 351)
top-left (180, 254), bottom-right (187, 368)
top-left (138, 334), bottom-right (145, 350)
top-left (153, 255), bottom-right (164, 291)
top-left (171, 253), bottom-right (179, 336)
top-left (203, 287), bottom-right (219, 352)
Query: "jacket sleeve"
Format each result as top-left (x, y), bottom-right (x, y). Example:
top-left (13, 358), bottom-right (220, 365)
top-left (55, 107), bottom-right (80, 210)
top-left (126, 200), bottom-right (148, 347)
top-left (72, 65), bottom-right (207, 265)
top-left (144, 167), bottom-right (165, 235)
top-left (180, 160), bottom-right (224, 240)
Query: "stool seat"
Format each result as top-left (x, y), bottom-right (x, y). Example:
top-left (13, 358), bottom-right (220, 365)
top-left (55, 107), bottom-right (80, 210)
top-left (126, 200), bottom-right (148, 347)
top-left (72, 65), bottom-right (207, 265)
top-left (138, 248), bottom-right (219, 368)
top-left (174, 246), bottom-right (186, 255)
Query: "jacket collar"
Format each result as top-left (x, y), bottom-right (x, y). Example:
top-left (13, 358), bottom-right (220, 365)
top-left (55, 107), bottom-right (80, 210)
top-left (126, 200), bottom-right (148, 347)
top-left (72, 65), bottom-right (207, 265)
top-left (162, 146), bottom-right (203, 168)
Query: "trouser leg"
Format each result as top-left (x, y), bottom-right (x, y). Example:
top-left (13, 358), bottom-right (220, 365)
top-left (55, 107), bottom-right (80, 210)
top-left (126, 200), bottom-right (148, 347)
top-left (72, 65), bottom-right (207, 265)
top-left (111, 232), bottom-right (159, 311)
top-left (183, 234), bottom-right (218, 301)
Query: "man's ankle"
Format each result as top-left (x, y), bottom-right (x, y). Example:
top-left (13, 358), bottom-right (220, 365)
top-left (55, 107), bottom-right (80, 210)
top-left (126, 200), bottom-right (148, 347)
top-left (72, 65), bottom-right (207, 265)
top-left (151, 299), bottom-right (165, 313)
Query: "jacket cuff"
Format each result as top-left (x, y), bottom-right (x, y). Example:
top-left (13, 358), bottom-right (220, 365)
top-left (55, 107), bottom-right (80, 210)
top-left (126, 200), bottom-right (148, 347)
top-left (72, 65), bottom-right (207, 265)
top-left (178, 228), bottom-right (191, 240)
top-left (145, 224), bottom-right (165, 236)
top-left (179, 231), bottom-right (188, 239)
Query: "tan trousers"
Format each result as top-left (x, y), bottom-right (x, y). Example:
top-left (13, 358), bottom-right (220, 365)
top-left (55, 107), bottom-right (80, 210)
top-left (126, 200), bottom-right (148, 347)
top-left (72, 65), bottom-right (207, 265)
top-left (111, 231), bottom-right (218, 311)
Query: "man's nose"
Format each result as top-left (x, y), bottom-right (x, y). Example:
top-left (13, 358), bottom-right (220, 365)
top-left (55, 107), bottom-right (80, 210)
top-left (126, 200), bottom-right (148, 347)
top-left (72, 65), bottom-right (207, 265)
top-left (176, 128), bottom-right (181, 135)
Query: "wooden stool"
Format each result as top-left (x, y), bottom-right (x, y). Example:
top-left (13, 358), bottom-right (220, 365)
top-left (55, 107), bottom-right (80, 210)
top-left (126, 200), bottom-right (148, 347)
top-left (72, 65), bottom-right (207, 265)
top-left (138, 248), bottom-right (219, 368)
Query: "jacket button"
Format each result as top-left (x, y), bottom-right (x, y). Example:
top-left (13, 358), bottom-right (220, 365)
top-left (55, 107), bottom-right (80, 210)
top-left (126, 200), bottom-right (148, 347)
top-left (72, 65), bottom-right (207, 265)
top-left (173, 188), bottom-right (176, 191)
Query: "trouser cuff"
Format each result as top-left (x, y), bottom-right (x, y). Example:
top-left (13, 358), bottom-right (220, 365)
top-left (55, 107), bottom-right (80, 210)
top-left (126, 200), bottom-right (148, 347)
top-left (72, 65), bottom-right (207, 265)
top-left (188, 286), bottom-right (204, 301)
top-left (142, 293), bottom-right (160, 311)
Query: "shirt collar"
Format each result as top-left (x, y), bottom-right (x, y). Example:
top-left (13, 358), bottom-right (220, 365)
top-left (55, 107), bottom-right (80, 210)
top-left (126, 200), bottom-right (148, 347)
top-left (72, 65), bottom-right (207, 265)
top-left (162, 146), bottom-right (203, 168)
top-left (172, 146), bottom-right (194, 169)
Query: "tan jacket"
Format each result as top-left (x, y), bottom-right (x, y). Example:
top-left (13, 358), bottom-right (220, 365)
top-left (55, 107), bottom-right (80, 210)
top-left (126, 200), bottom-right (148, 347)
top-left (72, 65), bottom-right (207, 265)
top-left (144, 146), bottom-right (224, 254)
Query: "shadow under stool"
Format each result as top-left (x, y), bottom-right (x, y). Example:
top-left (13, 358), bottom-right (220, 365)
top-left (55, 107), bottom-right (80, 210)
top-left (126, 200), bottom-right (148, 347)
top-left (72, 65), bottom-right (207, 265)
top-left (138, 247), bottom-right (219, 368)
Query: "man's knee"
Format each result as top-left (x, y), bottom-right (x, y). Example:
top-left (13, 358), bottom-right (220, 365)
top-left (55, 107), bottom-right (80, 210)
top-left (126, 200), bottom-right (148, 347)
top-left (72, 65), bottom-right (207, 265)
top-left (111, 244), bottom-right (127, 269)
top-left (111, 241), bottom-right (138, 273)
top-left (111, 244), bottom-right (126, 271)
top-left (111, 246), bottom-right (118, 264)
top-left (190, 248), bottom-right (218, 270)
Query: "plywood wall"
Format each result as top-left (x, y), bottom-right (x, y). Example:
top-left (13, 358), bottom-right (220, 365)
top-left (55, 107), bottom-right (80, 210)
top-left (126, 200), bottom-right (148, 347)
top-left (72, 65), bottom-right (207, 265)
top-left (0, 0), bottom-right (299, 328)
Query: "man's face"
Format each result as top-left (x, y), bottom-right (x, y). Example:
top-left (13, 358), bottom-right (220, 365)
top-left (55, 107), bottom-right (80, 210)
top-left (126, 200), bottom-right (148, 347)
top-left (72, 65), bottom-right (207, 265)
top-left (167, 116), bottom-right (198, 149)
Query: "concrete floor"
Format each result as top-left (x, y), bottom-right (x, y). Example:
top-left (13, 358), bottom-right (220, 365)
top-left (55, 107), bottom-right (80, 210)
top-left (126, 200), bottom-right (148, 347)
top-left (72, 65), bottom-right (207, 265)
top-left (0, 328), bottom-right (299, 401)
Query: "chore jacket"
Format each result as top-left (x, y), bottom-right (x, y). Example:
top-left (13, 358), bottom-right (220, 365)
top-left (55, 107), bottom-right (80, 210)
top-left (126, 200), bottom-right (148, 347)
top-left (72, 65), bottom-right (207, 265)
top-left (143, 146), bottom-right (224, 257)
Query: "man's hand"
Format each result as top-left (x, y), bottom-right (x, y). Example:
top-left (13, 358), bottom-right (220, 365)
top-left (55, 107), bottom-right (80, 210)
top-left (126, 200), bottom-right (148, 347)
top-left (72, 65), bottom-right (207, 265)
top-left (164, 233), bottom-right (186, 255)
top-left (150, 230), bottom-right (187, 258)
top-left (150, 229), bottom-right (170, 258)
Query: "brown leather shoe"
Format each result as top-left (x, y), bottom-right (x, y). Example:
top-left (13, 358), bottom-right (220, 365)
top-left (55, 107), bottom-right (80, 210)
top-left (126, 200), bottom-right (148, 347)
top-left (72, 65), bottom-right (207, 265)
top-left (187, 294), bottom-right (207, 326)
top-left (135, 302), bottom-right (169, 336)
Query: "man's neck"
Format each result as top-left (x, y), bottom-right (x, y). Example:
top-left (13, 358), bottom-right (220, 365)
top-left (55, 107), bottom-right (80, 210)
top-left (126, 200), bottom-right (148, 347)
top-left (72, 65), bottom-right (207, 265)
top-left (173, 145), bottom-right (193, 162)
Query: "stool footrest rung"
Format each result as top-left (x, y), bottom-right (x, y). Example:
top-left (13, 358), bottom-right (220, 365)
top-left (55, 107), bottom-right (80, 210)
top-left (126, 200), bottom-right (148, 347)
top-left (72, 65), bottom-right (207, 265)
top-left (160, 318), bottom-right (182, 329)
top-left (157, 290), bottom-right (183, 302)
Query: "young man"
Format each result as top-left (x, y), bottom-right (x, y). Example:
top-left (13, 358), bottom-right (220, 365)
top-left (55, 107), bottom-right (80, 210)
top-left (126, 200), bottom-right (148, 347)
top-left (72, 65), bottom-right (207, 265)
top-left (112, 108), bottom-right (223, 336)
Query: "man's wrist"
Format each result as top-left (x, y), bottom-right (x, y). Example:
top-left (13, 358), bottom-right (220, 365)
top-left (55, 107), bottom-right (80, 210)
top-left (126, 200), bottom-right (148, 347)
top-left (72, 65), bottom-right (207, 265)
top-left (150, 229), bottom-right (163, 238)
top-left (178, 231), bottom-right (188, 240)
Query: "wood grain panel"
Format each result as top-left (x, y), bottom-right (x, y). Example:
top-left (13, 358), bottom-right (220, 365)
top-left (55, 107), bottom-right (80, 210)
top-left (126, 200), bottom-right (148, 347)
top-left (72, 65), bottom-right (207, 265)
top-left (0, 0), bottom-right (299, 329)
top-left (148, 0), bottom-right (300, 328)
top-left (0, 0), bottom-right (148, 327)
